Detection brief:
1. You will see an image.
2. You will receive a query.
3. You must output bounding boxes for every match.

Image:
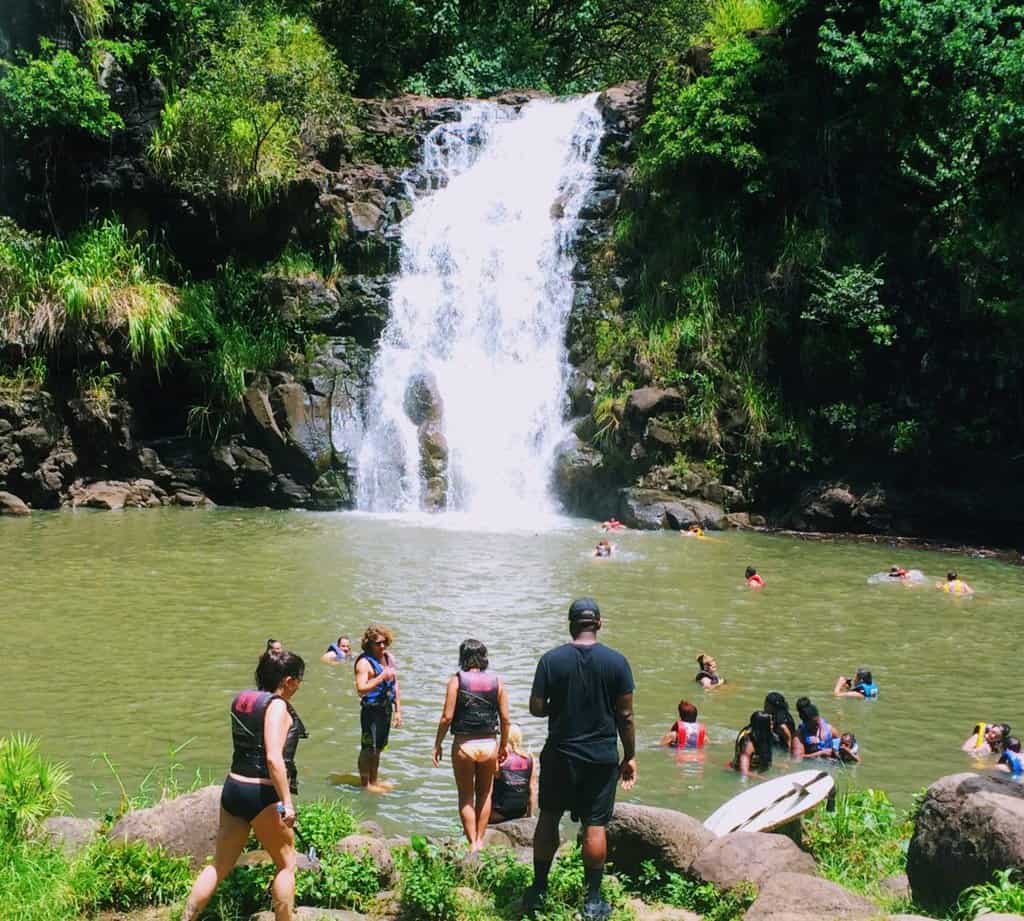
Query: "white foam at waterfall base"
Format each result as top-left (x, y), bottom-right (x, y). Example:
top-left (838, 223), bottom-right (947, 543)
top-left (356, 95), bottom-right (604, 526)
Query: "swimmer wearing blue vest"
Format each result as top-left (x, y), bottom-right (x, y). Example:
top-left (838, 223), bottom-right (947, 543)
top-left (833, 668), bottom-right (879, 700)
top-left (997, 738), bottom-right (1023, 776)
top-left (321, 635), bottom-right (353, 665)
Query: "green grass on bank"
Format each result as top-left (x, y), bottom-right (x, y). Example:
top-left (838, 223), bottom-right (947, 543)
top-left (4, 734), bottom-right (1024, 921)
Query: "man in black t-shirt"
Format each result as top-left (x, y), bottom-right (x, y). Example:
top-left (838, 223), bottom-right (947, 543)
top-left (525, 597), bottom-right (636, 920)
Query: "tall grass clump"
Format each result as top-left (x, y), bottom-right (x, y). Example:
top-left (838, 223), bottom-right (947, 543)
top-left (803, 789), bottom-right (912, 895)
top-left (957, 869), bottom-right (1024, 919)
top-left (705, 0), bottom-right (782, 46)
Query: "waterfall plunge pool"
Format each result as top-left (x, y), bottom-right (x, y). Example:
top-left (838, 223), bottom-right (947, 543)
top-left (3, 508), bottom-right (1021, 833)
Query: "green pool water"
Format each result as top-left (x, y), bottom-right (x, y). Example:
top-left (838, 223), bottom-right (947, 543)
top-left (2, 508), bottom-right (1020, 834)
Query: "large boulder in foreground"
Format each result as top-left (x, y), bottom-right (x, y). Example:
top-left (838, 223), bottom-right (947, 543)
top-left (907, 772), bottom-right (1024, 914)
top-left (491, 816), bottom-right (538, 848)
top-left (41, 816), bottom-right (100, 855)
top-left (691, 832), bottom-right (817, 890)
top-left (108, 785), bottom-right (221, 867)
top-left (605, 803), bottom-right (713, 877)
top-left (743, 872), bottom-right (878, 920)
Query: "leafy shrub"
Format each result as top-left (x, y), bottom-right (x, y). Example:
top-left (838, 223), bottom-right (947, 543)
top-left (397, 835), bottom-right (460, 921)
top-left (803, 789), bottom-right (911, 895)
top-left (957, 869), bottom-right (1024, 920)
top-left (73, 838), bottom-right (191, 910)
top-left (472, 847), bottom-right (533, 912)
top-left (150, 11), bottom-right (353, 202)
top-left (0, 734), bottom-right (72, 842)
top-left (294, 798), bottom-right (359, 853)
top-left (0, 42), bottom-right (122, 141)
top-left (802, 258), bottom-right (895, 348)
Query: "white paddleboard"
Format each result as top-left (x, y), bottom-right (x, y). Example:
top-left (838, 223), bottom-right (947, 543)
top-left (703, 769), bottom-right (834, 836)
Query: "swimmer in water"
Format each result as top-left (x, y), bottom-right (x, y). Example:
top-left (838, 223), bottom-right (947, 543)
top-left (321, 635), bottom-right (353, 664)
top-left (828, 731), bottom-right (861, 764)
top-left (659, 700), bottom-right (707, 749)
top-left (593, 539), bottom-right (613, 558)
top-left (680, 524), bottom-right (704, 538)
top-left (732, 711), bottom-right (773, 776)
top-left (600, 518), bottom-right (625, 531)
top-left (997, 738), bottom-right (1023, 775)
top-left (745, 566), bottom-right (765, 589)
top-left (833, 667), bottom-right (879, 699)
top-left (763, 692), bottom-right (800, 756)
top-left (695, 653), bottom-right (725, 690)
top-left (961, 722), bottom-right (1011, 754)
top-left (266, 638), bottom-right (283, 656)
top-left (796, 698), bottom-right (835, 758)
top-left (937, 570), bottom-right (974, 595)
top-left (888, 566), bottom-right (909, 580)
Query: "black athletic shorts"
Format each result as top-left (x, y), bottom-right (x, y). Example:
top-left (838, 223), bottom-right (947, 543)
top-left (360, 704), bottom-right (392, 751)
top-left (221, 775), bottom-right (281, 822)
top-left (538, 747), bottom-right (619, 827)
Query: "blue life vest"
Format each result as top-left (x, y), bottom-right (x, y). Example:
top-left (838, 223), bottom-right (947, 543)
top-left (799, 719), bottom-right (834, 754)
top-left (1001, 750), bottom-right (1024, 775)
top-left (357, 653), bottom-right (395, 707)
top-left (327, 643), bottom-right (349, 660)
top-left (854, 682), bottom-right (879, 699)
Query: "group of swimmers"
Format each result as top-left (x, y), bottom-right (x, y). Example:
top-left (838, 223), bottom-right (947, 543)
top-left (961, 722), bottom-right (1023, 774)
top-left (660, 658), bottom-right (875, 775)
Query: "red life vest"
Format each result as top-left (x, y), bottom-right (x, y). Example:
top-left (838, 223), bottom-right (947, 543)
top-left (672, 720), bottom-right (707, 749)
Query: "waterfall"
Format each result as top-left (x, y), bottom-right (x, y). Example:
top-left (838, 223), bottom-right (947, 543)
top-left (356, 95), bottom-right (604, 520)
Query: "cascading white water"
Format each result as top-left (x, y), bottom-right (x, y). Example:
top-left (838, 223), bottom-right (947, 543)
top-left (356, 96), bottom-right (604, 520)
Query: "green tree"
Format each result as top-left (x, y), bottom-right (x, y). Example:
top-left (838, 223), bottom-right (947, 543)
top-left (149, 11), bottom-right (353, 201)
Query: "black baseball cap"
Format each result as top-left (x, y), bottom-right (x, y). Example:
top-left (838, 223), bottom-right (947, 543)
top-left (568, 597), bottom-right (601, 621)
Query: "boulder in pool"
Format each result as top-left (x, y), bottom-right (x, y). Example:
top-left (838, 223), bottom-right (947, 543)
top-left (690, 832), bottom-right (817, 890)
top-left (743, 872), bottom-right (878, 920)
top-left (108, 784), bottom-right (221, 867)
top-left (906, 772), bottom-right (1024, 914)
top-left (617, 488), bottom-right (723, 531)
top-left (604, 803), bottom-right (713, 876)
top-left (490, 816), bottom-right (538, 848)
top-left (0, 491), bottom-right (30, 515)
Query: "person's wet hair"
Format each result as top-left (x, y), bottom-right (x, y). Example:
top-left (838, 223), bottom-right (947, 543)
top-left (796, 696), bottom-right (812, 721)
top-left (678, 700), bottom-right (698, 722)
top-left (696, 653), bottom-right (715, 671)
top-left (361, 624), bottom-right (395, 654)
top-left (948, 571), bottom-right (958, 581)
top-left (266, 637), bottom-right (279, 652)
top-left (256, 650), bottom-right (305, 691)
top-left (764, 692), bottom-right (795, 732)
top-left (1006, 737), bottom-right (1022, 753)
top-left (749, 710), bottom-right (774, 768)
top-left (745, 567), bottom-right (757, 579)
top-left (856, 668), bottom-right (872, 685)
top-left (459, 638), bottom-right (489, 671)
top-left (997, 723), bottom-right (1012, 745)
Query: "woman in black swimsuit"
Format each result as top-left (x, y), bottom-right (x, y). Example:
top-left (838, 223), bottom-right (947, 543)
top-left (182, 650), bottom-right (307, 921)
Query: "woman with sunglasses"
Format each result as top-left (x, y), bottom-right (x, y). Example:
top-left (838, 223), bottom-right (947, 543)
top-left (355, 624), bottom-right (402, 792)
top-left (182, 649), bottom-right (307, 921)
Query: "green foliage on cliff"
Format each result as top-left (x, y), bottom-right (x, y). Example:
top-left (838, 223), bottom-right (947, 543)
top-left (0, 42), bottom-right (122, 141)
top-left (149, 11), bottom-right (354, 202)
top-left (615, 0), bottom-right (1024, 494)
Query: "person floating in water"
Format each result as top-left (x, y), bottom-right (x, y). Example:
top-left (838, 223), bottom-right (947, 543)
top-left (732, 710), bottom-right (773, 776)
top-left (600, 518), bottom-right (626, 532)
top-left (695, 653), bottom-right (725, 690)
top-left (938, 571), bottom-right (974, 595)
top-left (961, 722), bottom-right (1011, 754)
top-left (997, 738), bottom-right (1023, 776)
top-left (321, 635), bottom-right (352, 664)
top-left (354, 625), bottom-right (401, 793)
top-left (745, 566), bottom-right (765, 589)
top-left (593, 539), bottom-right (613, 558)
top-left (680, 524), bottom-right (704, 538)
top-left (833, 668), bottom-right (879, 699)
top-left (660, 700), bottom-right (707, 749)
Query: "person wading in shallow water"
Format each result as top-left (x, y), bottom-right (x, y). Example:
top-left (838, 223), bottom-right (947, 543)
top-left (354, 625), bottom-right (401, 792)
top-left (525, 598), bottom-right (636, 921)
top-left (182, 650), bottom-right (307, 921)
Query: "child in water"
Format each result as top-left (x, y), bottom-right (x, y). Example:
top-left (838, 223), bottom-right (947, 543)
top-left (745, 566), bottom-right (765, 589)
top-left (660, 700), bottom-right (707, 749)
top-left (593, 539), bottom-right (612, 558)
top-left (829, 732), bottom-right (861, 764)
top-left (937, 571), bottom-right (974, 595)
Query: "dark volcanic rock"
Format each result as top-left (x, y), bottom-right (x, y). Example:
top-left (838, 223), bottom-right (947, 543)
top-left (907, 772), bottom-right (1024, 914)
top-left (604, 803), bottom-right (713, 877)
top-left (617, 488), bottom-right (724, 530)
